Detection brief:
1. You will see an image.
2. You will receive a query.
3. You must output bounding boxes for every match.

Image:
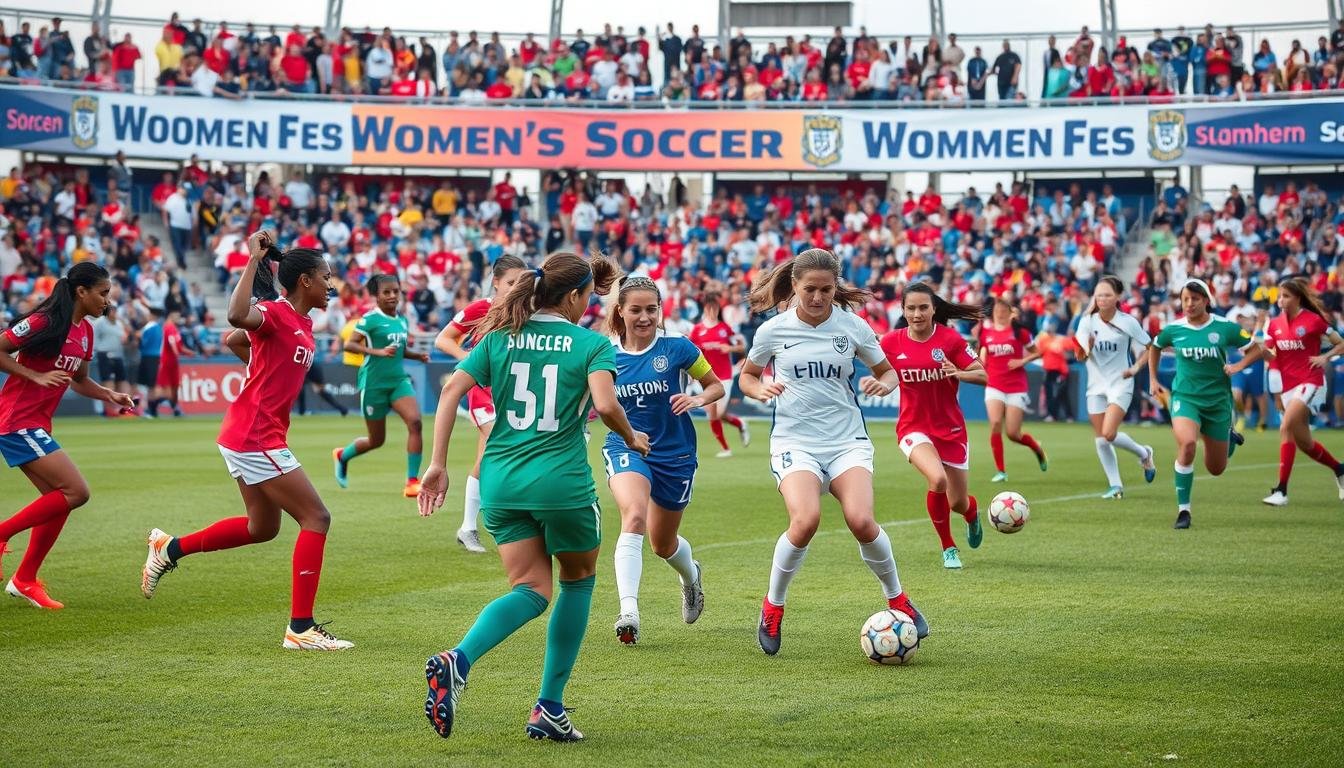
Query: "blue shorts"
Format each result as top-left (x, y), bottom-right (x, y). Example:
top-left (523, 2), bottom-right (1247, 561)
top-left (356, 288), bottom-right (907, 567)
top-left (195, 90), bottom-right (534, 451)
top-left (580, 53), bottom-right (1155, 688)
top-left (1234, 368), bottom-right (1264, 396)
top-left (602, 447), bottom-right (696, 512)
top-left (0, 428), bottom-right (61, 468)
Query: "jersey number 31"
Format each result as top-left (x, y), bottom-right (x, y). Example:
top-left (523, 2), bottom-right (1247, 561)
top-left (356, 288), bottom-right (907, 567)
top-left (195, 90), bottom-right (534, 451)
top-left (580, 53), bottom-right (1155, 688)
top-left (507, 362), bottom-right (560, 432)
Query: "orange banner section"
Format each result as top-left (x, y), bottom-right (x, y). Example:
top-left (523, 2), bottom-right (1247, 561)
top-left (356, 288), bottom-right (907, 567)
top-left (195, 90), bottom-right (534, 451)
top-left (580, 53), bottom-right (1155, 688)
top-left (349, 106), bottom-right (807, 170)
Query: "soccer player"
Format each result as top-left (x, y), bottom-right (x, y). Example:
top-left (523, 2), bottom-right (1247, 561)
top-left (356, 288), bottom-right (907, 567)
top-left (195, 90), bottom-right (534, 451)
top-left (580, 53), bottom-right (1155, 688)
top-left (1230, 314), bottom-right (1268, 433)
top-left (980, 297), bottom-right (1047, 482)
top-left (1261, 277), bottom-right (1344, 506)
top-left (738, 248), bottom-right (927, 656)
top-left (434, 255), bottom-right (528, 553)
top-left (145, 307), bottom-right (192, 417)
top-left (689, 292), bottom-right (750, 457)
top-left (1149, 279), bottom-right (1264, 529)
top-left (881, 282), bottom-right (988, 570)
top-left (418, 251), bottom-right (649, 742)
top-left (333, 275), bottom-right (431, 498)
top-left (141, 230), bottom-right (353, 651)
top-left (0, 263), bottom-right (134, 608)
top-left (605, 276), bottom-right (724, 644)
top-left (1073, 276), bottom-right (1157, 499)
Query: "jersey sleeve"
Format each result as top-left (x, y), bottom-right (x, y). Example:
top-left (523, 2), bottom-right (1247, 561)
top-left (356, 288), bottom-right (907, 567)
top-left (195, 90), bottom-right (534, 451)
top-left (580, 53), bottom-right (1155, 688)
top-left (854, 319), bottom-right (886, 368)
top-left (456, 334), bottom-right (491, 387)
top-left (252, 301), bottom-right (279, 338)
top-left (587, 333), bottom-right (618, 377)
top-left (449, 300), bottom-right (487, 334)
top-left (677, 337), bottom-right (712, 379)
top-left (1153, 324), bottom-right (1173, 349)
top-left (81, 320), bottom-right (95, 361)
top-left (1122, 314), bottom-right (1152, 346)
top-left (1073, 313), bottom-right (1093, 349)
top-left (746, 321), bottom-right (775, 367)
top-left (3, 312), bottom-right (49, 349)
top-left (1223, 319), bottom-right (1254, 351)
top-left (948, 329), bottom-right (978, 369)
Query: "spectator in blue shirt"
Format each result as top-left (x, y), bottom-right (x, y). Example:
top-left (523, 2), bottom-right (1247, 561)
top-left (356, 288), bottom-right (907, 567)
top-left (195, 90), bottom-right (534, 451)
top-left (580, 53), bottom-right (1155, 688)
top-left (745, 184), bottom-right (769, 223)
top-left (1162, 180), bottom-right (1188, 210)
top-left (1191, 33), bottom-right (1208, 95)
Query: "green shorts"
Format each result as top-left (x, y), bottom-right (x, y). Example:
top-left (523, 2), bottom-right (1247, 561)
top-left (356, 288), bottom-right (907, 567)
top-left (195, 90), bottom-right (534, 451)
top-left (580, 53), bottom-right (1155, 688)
top-left (1170, 394), bottom-right (1233, 440)
top-left (483, 502), bottom-right (602, 555)
top-left (360, 378), bottom-right (416, 420)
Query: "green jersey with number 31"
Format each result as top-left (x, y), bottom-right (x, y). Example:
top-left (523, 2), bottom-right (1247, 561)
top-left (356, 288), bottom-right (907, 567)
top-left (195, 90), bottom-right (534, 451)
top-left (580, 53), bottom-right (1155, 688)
top-left (457, 314), bottom-right (617, 511)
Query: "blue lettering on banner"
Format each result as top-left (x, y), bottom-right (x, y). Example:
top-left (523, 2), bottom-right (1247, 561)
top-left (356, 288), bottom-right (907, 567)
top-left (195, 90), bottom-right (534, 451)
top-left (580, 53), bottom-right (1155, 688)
top-left (863, 122), bottom-right (1054, 160)
top-left (586, 121), bottom-right (781, 160)
top-left (350, 116), bottom-right (522, 156)
top-left (112, 106), bottom-right (272, 148)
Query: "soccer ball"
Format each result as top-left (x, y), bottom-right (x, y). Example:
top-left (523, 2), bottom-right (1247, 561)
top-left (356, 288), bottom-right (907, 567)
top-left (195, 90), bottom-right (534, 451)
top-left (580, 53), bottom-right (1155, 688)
top-left (860, 609), bottom-right (919, 665)
top-left (988, 491), bottom-right (1030, 533)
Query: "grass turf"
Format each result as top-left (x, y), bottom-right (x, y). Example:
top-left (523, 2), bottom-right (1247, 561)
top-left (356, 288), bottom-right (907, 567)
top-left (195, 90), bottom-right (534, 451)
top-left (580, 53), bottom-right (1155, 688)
top-left (1, 416), bottom-right (1342, 767)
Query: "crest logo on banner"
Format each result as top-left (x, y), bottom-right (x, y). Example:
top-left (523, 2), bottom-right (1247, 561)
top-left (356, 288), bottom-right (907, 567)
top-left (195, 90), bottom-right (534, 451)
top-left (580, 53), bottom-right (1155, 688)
top-left (1147, 109), bottom-right (1186, 161)
top-left (71, 95), bottom-right (99, 150)
top-left (802, 114), bottom-right (842, 167)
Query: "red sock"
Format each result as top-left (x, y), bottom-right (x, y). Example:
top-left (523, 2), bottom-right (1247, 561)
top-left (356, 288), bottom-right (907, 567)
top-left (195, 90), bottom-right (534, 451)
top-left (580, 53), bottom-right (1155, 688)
top-left (926, 491), bottom-right (955, 549)
top-left (1278, 442), bottom-right (1297, 490)
top-left (990, 433), bottom-right (1005, 472)
top-left (176, 517), bottom-right (255, 557)
top-left (722, 413), bottom-right (743, 430)
top-left (0, 491), bottom-right (70, 544)
top-left (291, 529), bottom-right (326, 621)
top-left (961, 495), bottom-right (979, 525)
top-left (14, 512), bottom-right (70, 582)
top-left (709, 419), bottom-right (729, 450)
top-left (1305, 441), bottom-right (1340, 470)
top-left (1015, 433), bottom-right (1043, 458)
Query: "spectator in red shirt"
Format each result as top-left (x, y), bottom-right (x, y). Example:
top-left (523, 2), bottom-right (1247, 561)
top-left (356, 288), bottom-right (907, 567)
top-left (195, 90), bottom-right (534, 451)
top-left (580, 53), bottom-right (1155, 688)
top-left (485, 79), bottom-right (513, 99)
top-left (494, 172), bottom-right (518, 225)
top-left (151, 172), bottom-right (176, 211)
top-left (918, 184), bottom-right (943, 215)
top-left (284, 24), bottom-right (306, 52)
top-left (163, 12), bottom-right (187, 45)
top-left (846, 47), bottom-right (873, 97)
top-left (802, 67), bottom-right (828, 100)
top-left (111, 33), bottom-right (141, 91)
top-left (279, 45), bottom-right (312, 93)
top-left (519, 33), bottom-right (541, 66)
top-left (202, 37), bottom-right (230, 75)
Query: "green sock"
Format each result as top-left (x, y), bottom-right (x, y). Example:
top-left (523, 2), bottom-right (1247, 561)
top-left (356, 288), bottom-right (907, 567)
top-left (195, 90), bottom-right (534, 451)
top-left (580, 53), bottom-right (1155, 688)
top-left (539, 575), bottom-right (595, 704)
top-left (1174, 462), bottom-right (1194, 509)
top-left (408, 452), bottom-right (423, 480)
top-left (340, 442), bottom-right (361, 463)
top-left (1227, 433), bottom-right (1238, 458)
top-left (457, 584), bottom-right (548, 665)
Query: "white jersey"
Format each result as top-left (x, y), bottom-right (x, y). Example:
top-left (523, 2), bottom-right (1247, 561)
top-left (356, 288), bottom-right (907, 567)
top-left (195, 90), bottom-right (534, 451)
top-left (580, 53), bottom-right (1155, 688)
top-left (1075, 311), bottom-right (1151, 395)
top-left (747, 307), bottom-right (886, 449)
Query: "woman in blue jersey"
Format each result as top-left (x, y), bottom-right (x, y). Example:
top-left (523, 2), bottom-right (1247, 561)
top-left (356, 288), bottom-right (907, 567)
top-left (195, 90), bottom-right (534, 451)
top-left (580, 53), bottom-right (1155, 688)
top-left (604, 276), bottom-right (725, 645)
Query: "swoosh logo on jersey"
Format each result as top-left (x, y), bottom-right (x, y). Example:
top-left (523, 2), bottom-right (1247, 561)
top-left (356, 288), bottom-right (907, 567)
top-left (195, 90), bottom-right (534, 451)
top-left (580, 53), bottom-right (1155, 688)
top-left (782, 343), bottom-right (801, 349)
top-left (895, 353), bottom-right (908, 359)
top-left (294, 330), bottom-right (305, 336)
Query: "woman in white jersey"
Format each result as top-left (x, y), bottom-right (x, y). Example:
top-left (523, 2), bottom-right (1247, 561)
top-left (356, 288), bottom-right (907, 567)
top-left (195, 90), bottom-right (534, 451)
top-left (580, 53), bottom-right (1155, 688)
top-left (1074, 276), bottom-right (1158, 498)
top-left (738, 248), bottom-right (927, 657)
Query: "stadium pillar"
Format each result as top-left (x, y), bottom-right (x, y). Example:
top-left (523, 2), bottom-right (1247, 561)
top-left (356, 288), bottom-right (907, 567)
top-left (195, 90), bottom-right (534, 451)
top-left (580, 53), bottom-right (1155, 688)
top-left (719, 0), bottom-right (730, 65)
top-left (929, 0), bottom-right (945, 42)
top-left (1331, 0), bottom-right (1342, 30)
top-left (1098, 0), bottom-right (1118, 51)
top-left (90, 0), bottom-right (112, 36)
top-left (1188, 165), bottom-right (1203, 201)
top-left (550, 0), bottom-right (564, 44)
top-left (324, 0), bottom-right (344, 36)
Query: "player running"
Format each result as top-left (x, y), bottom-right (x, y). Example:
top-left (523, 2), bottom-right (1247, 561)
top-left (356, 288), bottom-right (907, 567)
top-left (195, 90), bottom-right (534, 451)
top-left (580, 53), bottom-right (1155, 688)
top-left (144, 307), bottom-right (192, 417)
top-left (689, 292), bottom-right (750, 457)
top-left (1261, 277), bottom-right (1344, 506)
top-left (1073, 276), bottom-right (1158, 499)
top-left (605, 276), bottom-right (724, 645)
top-left (418, 252), bottom-right (649, 742)
top-left (333, 275), bottom-right (431, 498)
top-left (738, 248), bottom-right (927, 656)
top-left (434, 255), bottom-right (528, 553)
top-left (141, 230), bottom-right (353, 651)
top-left (0, 263), bottom-right (134, 608)
top-left (881, 282), bottom-right (988, 570)
top-left (1149, 278), bottom-right (1265, 529)
top-left (980, 298), bottom-right (1048, 482)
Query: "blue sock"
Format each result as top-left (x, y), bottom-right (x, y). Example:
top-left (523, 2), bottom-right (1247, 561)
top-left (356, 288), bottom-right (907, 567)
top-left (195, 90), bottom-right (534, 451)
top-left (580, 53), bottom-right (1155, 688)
top-left (408, 451), bottom-right (423, 480)
top-left (166, 537), bottom-right (183, 563)
top-left (538, 698), bottom-right (565, 716)
top-left (451, 647), bottom-right (472, 678)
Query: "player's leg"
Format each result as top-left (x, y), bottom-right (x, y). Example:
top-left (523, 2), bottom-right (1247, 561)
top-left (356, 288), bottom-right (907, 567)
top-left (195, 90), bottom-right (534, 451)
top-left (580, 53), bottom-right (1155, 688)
top-left (1089, 405), bottom-right (1123, 495)
top-left (607, 464), bottom-right (651, 643)
top-left (458, 415), bottom-right (495, 553)
top-left (718, 379), bottom-right (748, 445)
top-left (2, 451), bottom-right (89, 608)
top-left (335, 390), bottom-right (388, 488)
top-left (908, 443), bottom-right (961, 567)
top-left (705, 395), bottom-right (731, 456)
top-left (648, 494), bottom-right (702, 624)
top-left (530, 544), bottom-right (599, 741)
top-left (944, 461), bottom-right (980, 552)
top-left (1284, 389), bottom-right (1344, 494)
top-left (1171, 412), bottom-right (1200, 529)
top-left (1268, 397), bottom-right (1308, 504)
top-left (389, 393), bottom-right (424, 496)
top-left (759, 461), bottom-right (823, 655)
top-left (1005, 401), bottom-right (1046, 469)
top-left (1106, 400), bottom-right (1154, 482)
top-left (986, 396), bottom-right (1007, 480)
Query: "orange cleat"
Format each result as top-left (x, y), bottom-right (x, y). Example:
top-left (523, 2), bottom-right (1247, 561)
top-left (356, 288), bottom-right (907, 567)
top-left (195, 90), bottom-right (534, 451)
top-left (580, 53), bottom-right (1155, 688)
top-left (404, 479), bottom-right (422, 498)
top-left (6, 578), bottom-right (64, 609)
top-left (0, 542), bottom-right (9, 583)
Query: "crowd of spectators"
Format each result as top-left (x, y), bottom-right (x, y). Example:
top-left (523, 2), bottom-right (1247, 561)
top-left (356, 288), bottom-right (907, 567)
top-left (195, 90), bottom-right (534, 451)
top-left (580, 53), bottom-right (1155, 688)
top-left (3, 13), bottom-right (1344, 103)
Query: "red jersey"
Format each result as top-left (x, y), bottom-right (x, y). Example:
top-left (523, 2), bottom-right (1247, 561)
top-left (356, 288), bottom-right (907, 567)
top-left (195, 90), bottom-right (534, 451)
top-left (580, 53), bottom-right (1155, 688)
top-left (0, 314), bottom-right (93, 433)
top-left (449, 298), bottom-right (492, 344)
top-left (160, 321), bottom-right (182, 365)
top-left (979, 323), bottom-right (1033, 393)
top-left (1266, 310), bottom-right (1329, 390)
top-left (882, 324), bottom-right (977, 442)
top-left (217, 300), bottom-right (314, 452)
top-left (689, 321), bottom-right (736, 379)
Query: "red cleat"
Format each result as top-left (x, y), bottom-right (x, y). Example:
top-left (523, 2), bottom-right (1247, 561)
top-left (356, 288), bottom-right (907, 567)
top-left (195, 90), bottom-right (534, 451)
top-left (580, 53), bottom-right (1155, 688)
top-left (757, 597), bottom-right (784, 655)
top-left (6, 578), bottom-right (64, 609)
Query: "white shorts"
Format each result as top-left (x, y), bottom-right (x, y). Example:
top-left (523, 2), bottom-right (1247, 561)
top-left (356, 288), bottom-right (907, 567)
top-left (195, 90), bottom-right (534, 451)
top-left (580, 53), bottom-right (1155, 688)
top-left (984, 386), bottom-right (1030, 411)
top-left (770, 442), bottom-right (874, 491)
top-left (898, 431), bottom-right (970, 471)
top-left (218, 445), bottom-right (301, 486)
top-left (1086, 381), bottom-right (1135, 415)
top-left (1268, 369), bottom-right (1284, 395)
top-left (1283, 382), bottom-right (1327, 412)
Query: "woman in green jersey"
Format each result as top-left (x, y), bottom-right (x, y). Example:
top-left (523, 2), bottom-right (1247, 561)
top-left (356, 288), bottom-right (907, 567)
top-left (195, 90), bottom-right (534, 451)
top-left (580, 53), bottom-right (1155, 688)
top-left (418, 251), bottom-right (650, 742)
top-left (1149, 279), bottom-right (1264, 529)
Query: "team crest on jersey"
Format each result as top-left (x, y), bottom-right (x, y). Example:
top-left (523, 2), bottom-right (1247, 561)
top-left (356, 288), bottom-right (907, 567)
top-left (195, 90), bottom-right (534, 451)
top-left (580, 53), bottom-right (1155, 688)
top-left (1207, 332), bottom-right (1219, 344)
top-left (12, 318), bottom-right (31, 337)
top-left (81, 335), bottom-right (89, 352)
top-left (652, 355), bottom-right (669, 373)
top-left (832, 335), bottom-right (849, 354)
top-left (1296, 326), bottom-right (1306, 337)
top-left (931, 348), bottom-right (946, 363)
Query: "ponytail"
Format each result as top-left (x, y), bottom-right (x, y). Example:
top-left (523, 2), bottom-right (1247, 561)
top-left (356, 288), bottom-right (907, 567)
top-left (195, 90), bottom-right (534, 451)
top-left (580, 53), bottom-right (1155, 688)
top-left (253, 245), bottom-right (326, 302)
top-left (11, 262), bottom-right (109, 358)
top-left (894, 281), bottom-right (983, 329)
top-left (477, 250), bottom-right (622, 337)
top-left (747, 248), bottom-right (870, 313)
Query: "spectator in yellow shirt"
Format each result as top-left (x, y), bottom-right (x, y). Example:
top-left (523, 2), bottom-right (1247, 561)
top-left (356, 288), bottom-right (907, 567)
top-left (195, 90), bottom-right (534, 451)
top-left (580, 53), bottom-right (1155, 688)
top-left (0, 168), bottom-right (21, 200)
top-left (504, 54), bottom-right (526, 95)
top-left (154, 28), bottom-right (183, 84)
top-left (431, 181), bottom-right (458, 216)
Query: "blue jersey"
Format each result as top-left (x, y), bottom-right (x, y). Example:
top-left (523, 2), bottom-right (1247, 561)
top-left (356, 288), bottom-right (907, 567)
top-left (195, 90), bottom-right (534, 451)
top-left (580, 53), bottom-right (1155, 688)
top-left (139, 321), bottom-right (163, 357)
top-left (605, 333), bottom-right (709, 463)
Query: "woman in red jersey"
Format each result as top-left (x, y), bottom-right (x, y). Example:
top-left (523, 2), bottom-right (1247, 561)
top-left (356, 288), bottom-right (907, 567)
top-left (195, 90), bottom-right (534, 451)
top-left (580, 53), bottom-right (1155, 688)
top-left (688, 291), bottom-right (750, 457)
top-left (140, 230), bottom-right (353, 651)
top-left (433, 255), bottom-right (528, 553)
top-left (881, 282), bottom-right (988, 570)
top-left (0, 263), bottom-right (135, 609)
top-left (1261, 277), bottom-right (1344, 507)
top-left (980, 297), bottom-right (1048, 483)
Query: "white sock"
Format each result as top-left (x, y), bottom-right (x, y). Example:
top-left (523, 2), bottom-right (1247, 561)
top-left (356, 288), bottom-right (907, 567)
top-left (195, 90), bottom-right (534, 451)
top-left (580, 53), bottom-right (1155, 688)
top-left (1174, 461), bottom-right (1195, 512)
top-left (766, 533), bottom-right (808, 606)
top-left (1096, 437), bottom-right (1122, 487)
top-left (614, 532), bottom-right (644, 615)
top-left (661, 536), bottom-right (697, 586)
top-left (1112, 431), bottom-right (1146, 458)
top-left (461, 475), bottom-right (481, 532)
top-left (858, 528), bottom-right (902, 599)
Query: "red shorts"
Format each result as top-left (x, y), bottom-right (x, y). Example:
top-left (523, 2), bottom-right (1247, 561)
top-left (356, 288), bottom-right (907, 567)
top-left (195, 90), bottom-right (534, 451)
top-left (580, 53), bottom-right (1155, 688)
top-left (467, 385), bottom-right (495, 427)
top-left (898, 430), bottom-right (969, 471)
top-left (155, 361), bottom-right (180, 390)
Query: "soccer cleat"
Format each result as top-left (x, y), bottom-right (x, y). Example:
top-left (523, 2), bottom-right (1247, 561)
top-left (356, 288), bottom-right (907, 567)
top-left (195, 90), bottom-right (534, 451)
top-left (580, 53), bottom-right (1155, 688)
top-left (0, 541), bottom-right (9, 583)
top-left (890, 592), bottom-right (930, 638)
top-left (404, 479), bottom-right (421, 498)
top-left (456, 529), bottom-right (486, 553)
top-left (715, 449), bottom-right (732, 459)
top-left (1335, 468), bottom-right (1344, 501)
top-left (1173, 509), bottom-right (1192, 530)
top-left (942, 546), bottom-right (963, 570)
top-left (282, 622), bottom-right (354, 651)
top-left (757, 597), bottom-right (784, 655)
top-left (1101, 486), bottom-right (1124, 500)
top-left (614, 612), bottom-right (640, 645)
top-left (526, 704), bottom-right (584, 742)
top-left (1141, 445), bottom-right (1157, 483)
top-left (1262, 489), bottom-right (1289, 507)
top-left (739, 421), bottom-right (751, 447)
top-left (1228, 429), bottom-right (1245, 458)
top-left (681, 561), bottom-right (705, 624)
top-left (990, 471), bottom-right (1008, 483)
top-left (1037, 448), bottom-right (1049, 472)
top-left (6, 578), bottom-right (63, 609)
top-left (425, 650), bottom-right (467, 738)
top-left (141, 528), bottom-right (176, 599)
top-left (332, 448), bottom-right (349, 489)
top-left (966, 511), bottom-right (983, 549)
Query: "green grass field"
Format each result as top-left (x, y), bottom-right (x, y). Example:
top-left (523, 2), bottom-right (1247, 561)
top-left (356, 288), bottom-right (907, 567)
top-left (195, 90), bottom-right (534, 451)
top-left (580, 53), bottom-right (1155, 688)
top-left (1, 415), bottom-right (1342, 767)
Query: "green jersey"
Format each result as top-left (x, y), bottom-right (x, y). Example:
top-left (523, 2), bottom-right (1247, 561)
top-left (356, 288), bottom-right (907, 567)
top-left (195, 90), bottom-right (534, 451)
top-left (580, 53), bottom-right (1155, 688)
top-left (355, 309), bottom-right (410, 388)
top-left (1154, 315), bottom-right (1254, 404)
top-left (457, 314), bottom-right (617, 511)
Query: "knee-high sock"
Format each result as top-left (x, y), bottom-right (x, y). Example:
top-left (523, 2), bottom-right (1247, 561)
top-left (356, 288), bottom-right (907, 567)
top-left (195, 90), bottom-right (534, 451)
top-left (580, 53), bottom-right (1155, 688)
top-left (1111, 431), bottom-right (1146, 458)
top-left (614, 532), bottom-right (643, 614)
top-left (963, 494), bottom-right (979, 525)
top-left (662, 536), bottom-right (697, 586)
top-left (339, 441), bottom-right (364, 463)
top-left (766, 533), bottom-right (808, 606)
top-left (709, 419), bottom-right (729, 450)
top-left (1096, 437), bottom-right (1122, 487)
top-left (0, 491), bottom-right (70, 544)
top-left (990, 433), bottom-right (1005, 472)
top-left (539, 575), bottom-right (595, 705)
top-left (1013, 432), bottom-right (1043, 458)
top-left (722, 413), bottom-right (743, 430)
top-left (1305, 441), bottom-right (1340, 470)
top-left (858, 529), bottom-right (902, 599)
top-left (173, 516), bottom-right (255, 559)
top-left (456, 584), bottom-right (548, 666)
top-left (14, 511), bottom-right (70, 582)
top-left (462, 475), bottom-right (481, 532)
top-left (1278, 442), bottom-right (1297, 490)
top-left (290, 530), bottom-right (326, 622)
top-left (407, 452), bottom-right (422, 481)
top-left (926, 491), bottom-right (955, 549)
top-left (1174, 461), bottom-right (1194, 510)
